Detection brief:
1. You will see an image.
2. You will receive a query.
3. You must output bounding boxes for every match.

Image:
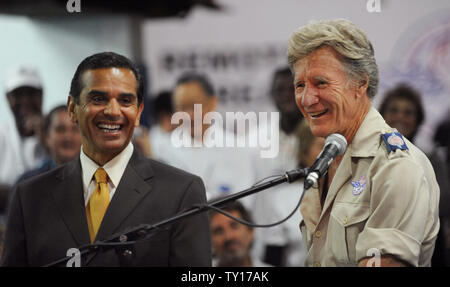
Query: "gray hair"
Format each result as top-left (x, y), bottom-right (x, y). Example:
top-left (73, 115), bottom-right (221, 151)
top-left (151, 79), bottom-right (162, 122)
top-left (287, 19), bottom-right (379, 99)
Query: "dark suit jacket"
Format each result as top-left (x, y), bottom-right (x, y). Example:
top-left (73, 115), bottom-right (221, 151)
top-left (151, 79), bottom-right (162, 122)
top-left (1, 149), bottom-right (211, 266)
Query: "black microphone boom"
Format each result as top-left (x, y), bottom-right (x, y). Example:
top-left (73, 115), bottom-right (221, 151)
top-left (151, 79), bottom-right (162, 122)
top-left (304, 133), bottom-right (347, 190)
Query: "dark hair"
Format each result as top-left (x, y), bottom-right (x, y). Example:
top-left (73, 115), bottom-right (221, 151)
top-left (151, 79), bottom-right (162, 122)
top-left (70, 52), bottom-right (143, 105)
top-left (43, 104), bottom-right (68, 135)
top-left (176, 72), bottom-right (215, 97)
top-left (209, 200), bottom-right (254, 228)
top-left (271, 67), bottom-right (292, 91)
top-left (151, 90), bottom-right (173, 122)
top-left (379, 83), bottom-right (425, 139)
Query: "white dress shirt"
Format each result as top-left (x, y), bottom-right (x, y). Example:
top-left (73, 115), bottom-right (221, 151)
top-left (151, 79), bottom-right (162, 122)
top-left (80, 142), bottom-right (134, 206)
top-left (161, 125), bottom-right (261, 208)
top-left (148, 125), bottom-right (176, 164)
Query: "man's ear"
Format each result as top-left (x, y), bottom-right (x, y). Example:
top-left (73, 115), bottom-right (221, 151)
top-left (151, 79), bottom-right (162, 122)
top-left (67, 95), bottom-right (77, 124)
top-left (356, 75), bottom-right (370, 98)
top-left (135, 102), bottom-right (144, 127)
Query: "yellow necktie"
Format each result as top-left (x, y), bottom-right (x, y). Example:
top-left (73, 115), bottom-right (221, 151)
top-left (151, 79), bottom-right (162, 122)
top-left (86, 168), bottom-right (110, 242)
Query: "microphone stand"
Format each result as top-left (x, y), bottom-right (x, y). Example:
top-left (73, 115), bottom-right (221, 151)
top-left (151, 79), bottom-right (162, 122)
top-left (44, 167), bottom-right (309, 267)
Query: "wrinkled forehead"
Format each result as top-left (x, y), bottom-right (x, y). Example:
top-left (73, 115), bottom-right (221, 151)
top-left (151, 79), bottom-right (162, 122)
top-left (294, 47), bottom-right (345, 75)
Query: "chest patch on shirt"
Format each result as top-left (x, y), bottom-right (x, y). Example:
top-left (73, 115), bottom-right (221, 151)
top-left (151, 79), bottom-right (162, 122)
top-left (351, 175), bottom-right (367, 195)
top-left (381, 131), bottom-right (408, 152)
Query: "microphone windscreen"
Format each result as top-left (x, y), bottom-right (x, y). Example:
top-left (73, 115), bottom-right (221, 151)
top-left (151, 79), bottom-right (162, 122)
top-left (325, 134), bottom-right (347, 156)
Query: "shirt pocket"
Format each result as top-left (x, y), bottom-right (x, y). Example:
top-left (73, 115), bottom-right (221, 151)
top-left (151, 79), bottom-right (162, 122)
top-left (329, 202), bottom-right (370, 264)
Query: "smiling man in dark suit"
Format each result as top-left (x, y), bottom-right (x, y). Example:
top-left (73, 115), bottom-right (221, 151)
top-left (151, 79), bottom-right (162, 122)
top-left (1, 52), bottom-right (212, 267)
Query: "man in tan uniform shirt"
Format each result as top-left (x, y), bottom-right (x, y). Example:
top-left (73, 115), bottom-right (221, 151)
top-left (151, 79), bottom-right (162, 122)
top-left (287, 19), bottom-right (440, 267)
top-left (299, 107), bottom-right (439, 266)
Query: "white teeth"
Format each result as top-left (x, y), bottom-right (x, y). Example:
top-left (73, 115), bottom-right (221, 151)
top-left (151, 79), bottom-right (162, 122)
top-left (310, 110), bottom-right (327, 118)
top-left (98, 124), bottom-right (120, 130)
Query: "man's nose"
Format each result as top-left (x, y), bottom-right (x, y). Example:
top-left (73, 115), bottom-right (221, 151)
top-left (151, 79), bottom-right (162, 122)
top-left (104, 99), bottom-right (121, 117)
top-left (301, 85), bottom-right (319, 107)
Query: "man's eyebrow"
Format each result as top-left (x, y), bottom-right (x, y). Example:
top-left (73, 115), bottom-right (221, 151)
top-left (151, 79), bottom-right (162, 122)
top-left (87, 90), bottom-right (108, 97)
top-left (87, 90), bottom-right (137, 98)
top-left (312, 76), bottom-right (328, 82)
top-left (118, 92), bottom-right (137, 98)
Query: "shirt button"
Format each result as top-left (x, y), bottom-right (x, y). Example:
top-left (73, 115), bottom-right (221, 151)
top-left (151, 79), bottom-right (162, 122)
top-left (315, 231), bottom-right (322, 238)
top-left (313, 262), bottom-right (321, 267)
top-left (342, 217), bottom-right (348, 225)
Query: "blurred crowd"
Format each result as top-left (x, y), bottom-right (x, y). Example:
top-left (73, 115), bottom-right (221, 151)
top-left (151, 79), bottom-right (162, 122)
top-left (0, 63), bottom-right (449, 266)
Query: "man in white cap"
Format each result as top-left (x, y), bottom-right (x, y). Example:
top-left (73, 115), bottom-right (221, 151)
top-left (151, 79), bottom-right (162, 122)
top-left (0, 66), bottom-right (46, 217)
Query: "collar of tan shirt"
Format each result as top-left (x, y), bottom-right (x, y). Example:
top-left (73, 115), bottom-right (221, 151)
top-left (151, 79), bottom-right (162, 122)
top-left (80, 142), bottom-right (134, 206)
top-left (347, 107), bottom-right (391, 158)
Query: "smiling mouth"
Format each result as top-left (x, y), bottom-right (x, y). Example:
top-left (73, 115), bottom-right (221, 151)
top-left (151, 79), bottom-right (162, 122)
top-left (309, 109), bottom-right (328, 119)
top-left (96, 123), bottom-right (122, 133)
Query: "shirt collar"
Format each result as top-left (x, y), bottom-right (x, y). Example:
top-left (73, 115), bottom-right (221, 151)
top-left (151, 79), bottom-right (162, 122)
top-left (348, 106), bottom-right (392, 158)
top-left (80, 142), bottom-right (134, 190)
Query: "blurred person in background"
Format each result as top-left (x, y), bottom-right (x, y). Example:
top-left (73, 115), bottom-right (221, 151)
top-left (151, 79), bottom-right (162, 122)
top-left (147, 90), bottom-right (176, 163)
top-left (1, 105), bottom-right (82, 252)
top-left (0, 66), bottom-right (46, 185)
top-left (271, 66), bottom-right (304, 135)
top-left (254, 67), bottom-right (304, 177)
top-left (131, 90), bottom-right (177, 160)
top-left (210, 200), bottom-right (271, 267)
top-left (15, 104), bottom-right (81, 183)
top-left (168, 72), bottom-right (268, 263)
top-left (168, 72), bottom-right (260, 206)
top-left (379, 83), bottom-right (424, 143)
top-left (0, 66), bottom-right (46, 238)
top-left (252, 66), bottom-right (304, 266)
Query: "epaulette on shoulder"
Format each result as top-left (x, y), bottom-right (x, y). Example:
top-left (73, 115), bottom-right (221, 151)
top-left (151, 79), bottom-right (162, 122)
top-left (381, 130), bottom-right (408, 153)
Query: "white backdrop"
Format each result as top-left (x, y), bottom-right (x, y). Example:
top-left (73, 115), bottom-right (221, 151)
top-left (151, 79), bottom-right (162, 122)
top-left (0, 15), bottom-right (134, 126)
top-left (142, 0), bottom-right (450, 153)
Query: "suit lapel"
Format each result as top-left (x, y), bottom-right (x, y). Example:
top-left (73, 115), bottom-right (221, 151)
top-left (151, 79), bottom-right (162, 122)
top-left (95, 150), bottom-right (154, 241)
top-left (51, 159), bottom-right (91, 247)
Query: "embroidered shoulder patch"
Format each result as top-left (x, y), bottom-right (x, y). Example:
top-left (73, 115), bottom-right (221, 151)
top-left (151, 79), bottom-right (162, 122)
top-left (381, 131), bottom-right (408, 152)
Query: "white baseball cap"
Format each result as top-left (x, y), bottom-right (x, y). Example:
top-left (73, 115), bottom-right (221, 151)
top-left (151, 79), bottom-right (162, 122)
top-left (4, 65), bottom-right (43, 94)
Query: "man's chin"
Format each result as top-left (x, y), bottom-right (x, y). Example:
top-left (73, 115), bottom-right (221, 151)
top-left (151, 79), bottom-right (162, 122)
top-left (219, 252), bottom-right (247, 265)
top-left (310, 126), bottom-right (330, 138)
top-left (94, 141), bottom-right (129, 156)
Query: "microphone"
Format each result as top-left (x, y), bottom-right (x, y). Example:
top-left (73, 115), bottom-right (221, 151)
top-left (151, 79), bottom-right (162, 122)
top-left (304, 133), bottom-right (347, 190)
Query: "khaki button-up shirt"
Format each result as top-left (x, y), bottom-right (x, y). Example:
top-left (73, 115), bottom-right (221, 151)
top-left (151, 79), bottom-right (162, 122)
top-left (299, 107), bottom-right (440, 267)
